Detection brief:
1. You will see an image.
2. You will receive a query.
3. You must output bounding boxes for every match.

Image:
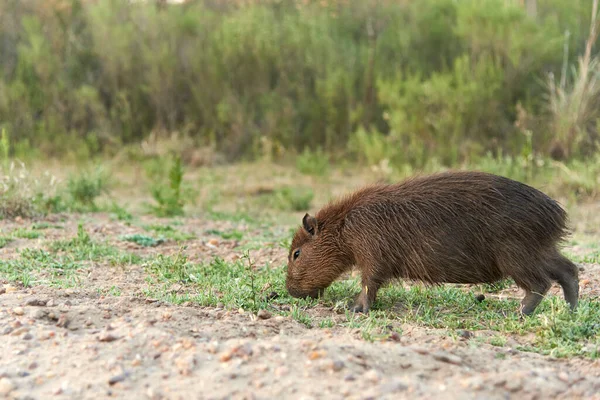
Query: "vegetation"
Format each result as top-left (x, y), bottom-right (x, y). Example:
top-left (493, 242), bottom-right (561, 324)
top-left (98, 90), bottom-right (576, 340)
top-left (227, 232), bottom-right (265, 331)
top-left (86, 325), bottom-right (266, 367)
top-left (0, 0), bottom-right (599, 166)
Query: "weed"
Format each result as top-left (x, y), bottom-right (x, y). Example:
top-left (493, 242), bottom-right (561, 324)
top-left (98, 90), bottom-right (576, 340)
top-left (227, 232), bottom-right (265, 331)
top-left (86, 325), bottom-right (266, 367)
top-left (0, 248), bottom-right (83, 288)
top-left (110, 202), bottom-right (133, 221)
top-left (290, 304), bottom-right (313, 328)
top-left (319, 318), bottom-right (336, 328)
top-left (66, 167), bottom-right (110, 210)
top-left (0, 128), bottom-right (9, 169)
top-left (32, 222), bottom-right (63, 230)
top-left (11, 228), bottom-right (42, 239)
top-left (272, 187), bottom-right (314, 212)
top-left (0, 237), bottom-right (12, 248)
top-left (296, 147), bottom-right (330, 177)
top-left (145, 247), bottom-right (190, 282)
top-left (143, 224), bottom-right (195, 241)
top-left (121, 234), bottom-right (164, 247)
top-left (50, 223), bottom-right (138, 264)
top-left (205, 228), bottom-right (244, 241)
top-left (146, 155), bottom-right (195, 217)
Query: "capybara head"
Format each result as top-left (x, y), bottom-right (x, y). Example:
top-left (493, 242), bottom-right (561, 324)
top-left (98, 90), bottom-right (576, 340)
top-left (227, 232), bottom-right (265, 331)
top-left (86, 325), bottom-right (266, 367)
top-left (285, 213), bottom-right (349, 299)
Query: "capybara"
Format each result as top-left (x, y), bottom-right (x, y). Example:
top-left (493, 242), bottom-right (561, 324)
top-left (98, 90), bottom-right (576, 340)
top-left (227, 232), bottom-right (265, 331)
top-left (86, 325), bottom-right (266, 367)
top-left (285, 171), bottom-right (579, 315)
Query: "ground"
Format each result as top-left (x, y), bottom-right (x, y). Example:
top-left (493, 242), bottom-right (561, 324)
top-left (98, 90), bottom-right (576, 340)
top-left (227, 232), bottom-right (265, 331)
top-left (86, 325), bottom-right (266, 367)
top-left (0, 162), bottom-right (599, 399)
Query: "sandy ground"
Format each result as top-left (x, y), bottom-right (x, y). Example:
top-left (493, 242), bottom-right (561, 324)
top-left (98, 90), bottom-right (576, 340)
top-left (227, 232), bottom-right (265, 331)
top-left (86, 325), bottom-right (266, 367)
top-left (0, 211), bottom-right (599, 400)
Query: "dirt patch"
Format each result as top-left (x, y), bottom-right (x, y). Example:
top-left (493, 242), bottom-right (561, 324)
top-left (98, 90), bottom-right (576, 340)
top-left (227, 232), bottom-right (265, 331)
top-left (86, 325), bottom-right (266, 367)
top-left (1, 289), bottom-right (600, 400)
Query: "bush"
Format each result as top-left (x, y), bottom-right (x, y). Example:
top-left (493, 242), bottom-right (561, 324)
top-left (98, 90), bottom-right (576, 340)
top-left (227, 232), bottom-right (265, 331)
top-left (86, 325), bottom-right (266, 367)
top-left (0, 0), bottom-right (596, 164)
top-left (146, 155), bottom-right (196, 217)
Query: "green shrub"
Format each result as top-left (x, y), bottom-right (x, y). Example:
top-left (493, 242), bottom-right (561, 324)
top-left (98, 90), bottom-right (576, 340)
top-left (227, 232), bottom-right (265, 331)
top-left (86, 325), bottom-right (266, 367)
top-left (272, 187), bottom-right (314, 212)
top-left (146, 155), bottom-right (195, 217)
top-left (65, 167), bottom-right (110, 211)
top-left (296, 147), bottom-right (330, 176)
top-left (0, 0), bottom-right (596, 163)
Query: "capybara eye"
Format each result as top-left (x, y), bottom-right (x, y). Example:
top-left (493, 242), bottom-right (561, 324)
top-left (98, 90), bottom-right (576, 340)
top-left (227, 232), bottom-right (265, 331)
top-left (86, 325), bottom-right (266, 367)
top-left (293, 249), bottom-right (301, 260)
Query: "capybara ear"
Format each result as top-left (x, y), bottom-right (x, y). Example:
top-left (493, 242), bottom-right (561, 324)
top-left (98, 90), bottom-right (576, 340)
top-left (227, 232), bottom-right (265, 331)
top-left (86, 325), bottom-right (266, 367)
top-left (302, 213), bottom-right (318, 235)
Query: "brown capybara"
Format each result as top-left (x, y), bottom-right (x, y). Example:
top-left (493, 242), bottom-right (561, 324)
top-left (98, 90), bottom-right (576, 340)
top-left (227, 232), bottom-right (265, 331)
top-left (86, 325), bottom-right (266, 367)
top-left (285, 171), bottom-right (579, 315)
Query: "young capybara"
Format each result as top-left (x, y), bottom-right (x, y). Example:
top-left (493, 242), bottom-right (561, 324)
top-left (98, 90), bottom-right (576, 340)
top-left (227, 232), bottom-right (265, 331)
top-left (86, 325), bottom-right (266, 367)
top-left (285, 171), bottom-right (579, 315)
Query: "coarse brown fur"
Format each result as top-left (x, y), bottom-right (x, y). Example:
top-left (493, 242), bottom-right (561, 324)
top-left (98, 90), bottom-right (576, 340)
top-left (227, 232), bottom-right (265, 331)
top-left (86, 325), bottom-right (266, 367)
top-left (285, 171), bottom-right (579, 315)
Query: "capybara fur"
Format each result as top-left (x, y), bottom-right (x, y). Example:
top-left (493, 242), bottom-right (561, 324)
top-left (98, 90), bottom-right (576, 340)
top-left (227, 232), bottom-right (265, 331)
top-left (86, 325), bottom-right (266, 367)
top-left (285, 171), bottom-right (579, 315)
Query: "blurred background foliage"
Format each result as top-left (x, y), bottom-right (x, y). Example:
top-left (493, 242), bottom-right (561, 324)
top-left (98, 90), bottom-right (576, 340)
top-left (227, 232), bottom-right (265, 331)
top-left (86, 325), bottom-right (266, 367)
top-left (0, 0), bottom-right (599, 167)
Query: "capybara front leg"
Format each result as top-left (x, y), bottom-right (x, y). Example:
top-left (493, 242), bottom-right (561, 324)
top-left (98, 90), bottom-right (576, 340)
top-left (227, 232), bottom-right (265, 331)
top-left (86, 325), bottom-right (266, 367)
top-left (350, 280), bottom-right (380, 314)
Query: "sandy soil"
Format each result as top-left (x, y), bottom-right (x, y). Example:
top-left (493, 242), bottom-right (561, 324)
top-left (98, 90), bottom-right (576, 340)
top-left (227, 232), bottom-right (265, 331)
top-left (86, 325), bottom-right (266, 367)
top-left (0, 212), bottom-right (599, 400)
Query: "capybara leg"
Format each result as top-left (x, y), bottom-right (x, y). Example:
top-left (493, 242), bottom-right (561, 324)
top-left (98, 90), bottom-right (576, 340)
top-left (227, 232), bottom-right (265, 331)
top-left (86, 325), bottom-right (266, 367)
top-left (550, 255), bottom-right (579, 311)
top-left (349, 280), bottom-right (380, 314)
top-left (520, 281), bottom-right (551, 316)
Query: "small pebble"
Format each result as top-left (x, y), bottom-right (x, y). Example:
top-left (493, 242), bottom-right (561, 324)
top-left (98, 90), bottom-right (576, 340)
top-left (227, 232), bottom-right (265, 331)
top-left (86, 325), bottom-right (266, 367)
top-left (98, 333), bottom-right (120, 343)
top-left (146, 387), bottom-right (163, 400)
top-left (265, 292), bottom-right (279, 301)
top-left (13, 307), bottom-right (24, 316)
top-left (505, 378), bottom-right (523, 392)
top-left (0, 377), bottom-right (16, 395)
top-left (11, 327), bottom-right (29, 336)
top-left (432, 351), bottom-right (462, 365)
top-left (364, 369), bottom-right (380, 383)
top-left (257, 310), bottom-right (272, 320)
top-left (31, 309), bottom-right (48, 320)
top-left (308, 350), bottom-right (326, 360)
top-left (458, 330), bottom-right (473, 339)
top-left (25, 298), bottom-right (47, 307)
top-left (56, 314), bottom-right (70, 328)
top-left (22, 333), bottom-right (33, 341)
top-left (558, 372), bottom-right (570, 383)
top-left (380, 380), bottom-right (409, 394)
top-left (108, 374), bottom-right (127, 386)
top-left (175, 356), bottom-right (196, 376)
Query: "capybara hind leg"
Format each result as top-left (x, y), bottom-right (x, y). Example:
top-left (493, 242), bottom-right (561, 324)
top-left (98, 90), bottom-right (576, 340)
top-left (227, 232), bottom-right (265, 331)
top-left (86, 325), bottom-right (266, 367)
top-left (350, 280), bottom-right (380, 314)
top-left (550, 255), bottom-right (579, 311)
top-left (520, 281), bottom-right (551, 316)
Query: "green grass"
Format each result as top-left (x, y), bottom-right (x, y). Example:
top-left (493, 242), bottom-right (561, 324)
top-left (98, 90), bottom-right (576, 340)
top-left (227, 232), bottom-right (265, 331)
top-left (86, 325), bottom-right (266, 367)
top-left (205, 229), bottom-right (244, 241)
top-left (32, 222), bottom-right (63, 230)
top-left (137, 241), bottom-right (600, 359)
top-left (0, 227), bottom-right (43, 246)
top-left (0, 236), bottom-right (13, 248)
top-left (120, 233), bottom-right (165, 247)
top-left (0, 223), bottom-right (141, 288)
top-left (271, 187), bottom-right (314, 212)
top-left (11, 228), bottom-right (43, 239)
top-left (0, 248), bottom-right (84, 288)
top-left (49, 223), bottom-right (141, 265)
top-left (142, 223), bottom-right (196, 241)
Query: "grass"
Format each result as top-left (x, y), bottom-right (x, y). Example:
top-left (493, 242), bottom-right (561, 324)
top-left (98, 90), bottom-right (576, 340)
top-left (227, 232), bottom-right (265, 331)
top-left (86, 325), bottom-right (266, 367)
top-left (11, 228), bottom-right (43, 239)
top-left (143, 223), bottom-right (196, 241)
top-left (0, 248), bottom-right (84, 288)
top-left (0, 158), bottom-right (599, 361)
top-left (65, 166), bottom-right (110, 211)
top-left (120, 233), bottom-right (165, 247)
top-left (136, 237), bottom-right (600, 359)
top-left (49, 223), bottom-right (141, 265)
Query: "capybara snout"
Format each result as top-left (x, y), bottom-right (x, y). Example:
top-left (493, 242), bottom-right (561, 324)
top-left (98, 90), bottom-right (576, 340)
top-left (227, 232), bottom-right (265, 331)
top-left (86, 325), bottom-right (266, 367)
top-left (285, 171), bottom-right (579, 315)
